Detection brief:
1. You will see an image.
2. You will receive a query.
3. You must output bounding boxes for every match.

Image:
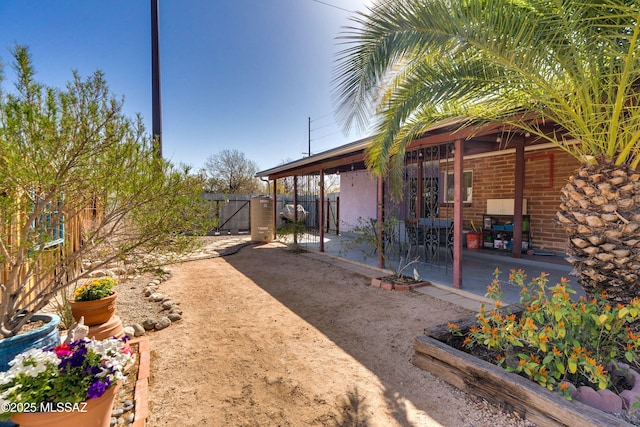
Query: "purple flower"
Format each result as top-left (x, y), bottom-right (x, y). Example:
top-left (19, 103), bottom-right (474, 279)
top-left (87, 377), bottom-right (111, 399)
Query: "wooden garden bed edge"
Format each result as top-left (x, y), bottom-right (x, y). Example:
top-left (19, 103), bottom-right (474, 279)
top-left (412, 335), bottom-right (632, 427)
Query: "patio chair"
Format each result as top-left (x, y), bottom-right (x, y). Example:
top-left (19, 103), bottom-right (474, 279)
top-left (405, 220), bottom-right (425, 260)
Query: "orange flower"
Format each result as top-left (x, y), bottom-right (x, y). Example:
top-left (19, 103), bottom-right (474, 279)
top-left (524, 318), bottom-right (536, 330)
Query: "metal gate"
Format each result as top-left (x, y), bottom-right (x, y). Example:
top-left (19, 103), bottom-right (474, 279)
top-left (386, 143), bottom-right (455, 269)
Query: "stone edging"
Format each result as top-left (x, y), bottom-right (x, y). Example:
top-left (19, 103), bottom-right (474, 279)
top-left (371, 277), bottom-right (431, 291)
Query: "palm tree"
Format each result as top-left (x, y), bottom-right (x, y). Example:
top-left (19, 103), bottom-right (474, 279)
top-left (333, 0), bottom-right (640, 304)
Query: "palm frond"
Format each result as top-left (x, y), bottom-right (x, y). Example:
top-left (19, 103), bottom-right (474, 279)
top-left (333, 0), bottom-right (640, 190)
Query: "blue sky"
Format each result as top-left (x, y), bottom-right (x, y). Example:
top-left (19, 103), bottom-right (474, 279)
top-left (0, 0), bottom-right (372, 172)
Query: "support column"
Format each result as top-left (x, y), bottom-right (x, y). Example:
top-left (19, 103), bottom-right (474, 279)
top-left (453, 139), bottom-right (464, 289)
top-left (272, 179), bottom-right (277, 241)
top-left (417, 155), bottom-right (424, 218)
top-left (513, 139), bottom-right (525, 258)
top-left (293, 176), bottom-right (298, 247)
top-left (319, 170), bottom-right (325, 252)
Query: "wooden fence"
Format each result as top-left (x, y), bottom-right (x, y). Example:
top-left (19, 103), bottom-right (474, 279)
top-left (202, 193), bottom-right (340, 235)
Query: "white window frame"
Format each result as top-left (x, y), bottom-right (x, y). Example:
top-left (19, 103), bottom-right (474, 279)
top-left (444, 170), bottom-right (473, 203)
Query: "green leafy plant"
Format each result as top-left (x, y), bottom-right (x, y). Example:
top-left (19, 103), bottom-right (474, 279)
top-left (0, 46), bottom-right (214, 338)
top-left (0, 336), bottom-right (133, 419)
top-left (277, 220), bottom-right (307, 251)
top-left (72, 277), bottom-right (117, 302)
top-left (342, 216), bottom-right (420, 281)
top-left (52, 287), bottom-right (75, 330)
top-left (450, 269), bottom-right (640, 398)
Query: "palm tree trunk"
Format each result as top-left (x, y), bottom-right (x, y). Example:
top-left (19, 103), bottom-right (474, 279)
top-left (557, 159), bottom-right (640, 305)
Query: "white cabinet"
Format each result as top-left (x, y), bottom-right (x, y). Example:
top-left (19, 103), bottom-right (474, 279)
top-left (486, 199), bottom-right (527, 215)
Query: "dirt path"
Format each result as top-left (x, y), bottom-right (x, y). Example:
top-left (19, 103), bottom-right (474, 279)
top-left (145, 243), bottom-right (531, 427)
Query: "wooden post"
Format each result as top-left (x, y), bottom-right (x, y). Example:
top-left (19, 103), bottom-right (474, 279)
top-left (417, 154), bottom-right (424, 218)
top-left (272, 178), bottom-right (277, 241)
top-left (512, 138), bottom-right (525, 258)
top-left (453, 139), bottom-right (464, 289)
top-left (293, 176), bottom-right (298, 247)
top-left (319, 169), bottom-right (325, 252)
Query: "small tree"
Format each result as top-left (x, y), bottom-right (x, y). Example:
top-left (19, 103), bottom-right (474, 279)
top-left (343, 216), bottom-right (421, 281)
top-left (201, 149), bottom-right (261, 194)
top-left (0, 46), bottom-right (212, 337)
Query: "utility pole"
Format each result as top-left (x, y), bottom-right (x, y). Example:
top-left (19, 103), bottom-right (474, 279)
top-left (151, 0), bottom-right (162, 159)
top-left (303, 117), bottom-right (312, 157)
top-left (308, 117), bottom-right (311, 157)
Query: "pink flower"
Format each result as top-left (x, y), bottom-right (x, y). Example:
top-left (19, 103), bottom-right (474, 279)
top-left (54, 344), bottom-right (72, 357)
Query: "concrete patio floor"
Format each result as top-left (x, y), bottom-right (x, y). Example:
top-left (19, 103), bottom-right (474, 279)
top-left (293, 232), bottom-right (582, 310)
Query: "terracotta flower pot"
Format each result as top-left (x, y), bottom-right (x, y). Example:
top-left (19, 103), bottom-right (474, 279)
top-left (69, 292), bottom-right (117, 326)
top-left (11, 383), bottom-right (120, 427)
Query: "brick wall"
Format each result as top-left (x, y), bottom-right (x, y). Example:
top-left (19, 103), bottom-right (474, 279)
top-left (450, 147), bottom-right (580, 253)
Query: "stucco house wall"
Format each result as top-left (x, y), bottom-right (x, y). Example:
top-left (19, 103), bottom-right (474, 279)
top-left (339, 170), bottom-right (378, 231)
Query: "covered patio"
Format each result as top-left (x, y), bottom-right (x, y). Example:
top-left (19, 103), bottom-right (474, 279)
top-left (256, 116), bottom-right (578, 297)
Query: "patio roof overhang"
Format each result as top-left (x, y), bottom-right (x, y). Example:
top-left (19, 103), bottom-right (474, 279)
top-left (256, 114), bottom-right (561, 181)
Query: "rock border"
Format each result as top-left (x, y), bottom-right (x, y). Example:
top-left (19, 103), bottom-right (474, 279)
top-left (121, 269), bottom-right (183, 336)
top-left (371, 276), bottom-right (431, 291)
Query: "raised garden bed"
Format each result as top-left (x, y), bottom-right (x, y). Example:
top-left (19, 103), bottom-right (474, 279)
top-left (412, 324), bottom-right (634, 427)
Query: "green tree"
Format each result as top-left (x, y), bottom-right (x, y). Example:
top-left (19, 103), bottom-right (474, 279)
top-left (333, 0), bottom-right (640, 305)
top-left (0, 46), bottom-right (212, 337)
top-left (201, 149), bottom-right (262, 194)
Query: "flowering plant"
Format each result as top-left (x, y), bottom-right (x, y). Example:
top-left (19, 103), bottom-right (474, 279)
top-left (449, 269), bottom-right (640, 398)
top-left (73, 277), bottom-right (117, 302)
top-left (0, 336), bottom-right (133, 418)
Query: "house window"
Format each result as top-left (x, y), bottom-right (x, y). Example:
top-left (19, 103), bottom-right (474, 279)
top-left (444, 170), bottom-right (473, 203)
top-left (32, 194), bottom-right (65, 249)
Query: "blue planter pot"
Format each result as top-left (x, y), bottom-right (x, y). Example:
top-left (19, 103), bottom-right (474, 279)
top-left (0, 313), bottom-right (61, 372)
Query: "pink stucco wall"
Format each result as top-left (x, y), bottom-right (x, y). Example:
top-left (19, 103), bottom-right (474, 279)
top-left (339, 170), bottom-right (378, 231)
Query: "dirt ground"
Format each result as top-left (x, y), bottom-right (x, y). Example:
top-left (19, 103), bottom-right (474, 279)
top-left (143, 242), bottom-right (533, 427)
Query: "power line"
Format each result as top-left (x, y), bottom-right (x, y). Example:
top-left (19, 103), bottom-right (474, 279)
top-left (312, 130), bottom-right (342, 141)
top-left (311, 111), bottom-right (335, 121)
top-left (311, 0), bottom-right (353, 13)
